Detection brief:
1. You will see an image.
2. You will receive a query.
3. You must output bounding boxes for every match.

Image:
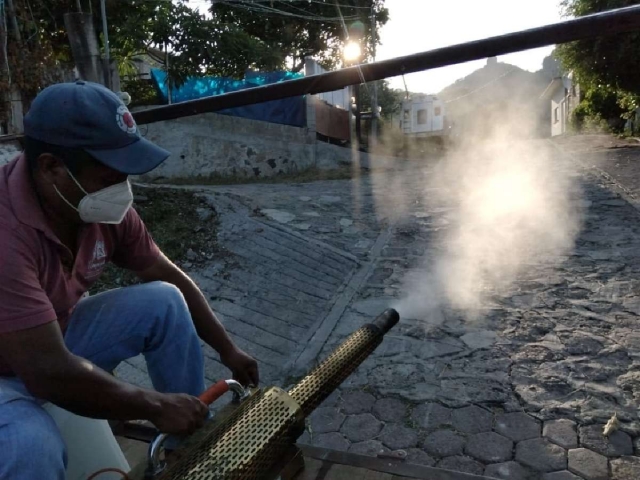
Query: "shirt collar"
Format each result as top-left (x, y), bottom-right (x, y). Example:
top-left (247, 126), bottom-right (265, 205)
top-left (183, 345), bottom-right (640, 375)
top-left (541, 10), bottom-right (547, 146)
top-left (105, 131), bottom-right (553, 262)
top-left (7, 153), bottom-right (61, 243)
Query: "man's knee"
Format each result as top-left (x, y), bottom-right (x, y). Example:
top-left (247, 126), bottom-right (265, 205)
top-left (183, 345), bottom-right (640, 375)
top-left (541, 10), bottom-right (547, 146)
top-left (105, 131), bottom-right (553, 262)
top-left (0, 400), bottom-right (66, 479)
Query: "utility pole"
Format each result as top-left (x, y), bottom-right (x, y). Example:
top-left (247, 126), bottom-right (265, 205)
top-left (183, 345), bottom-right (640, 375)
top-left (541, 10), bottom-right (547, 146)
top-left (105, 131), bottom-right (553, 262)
top-left (369, 4), bottom-right (378, 148)
top-left (100, 0), bottom-right (111, 89)
top-left (64, 12), bottom-right (103, 84)
top-left (5, 0), bottom-right (21, 43)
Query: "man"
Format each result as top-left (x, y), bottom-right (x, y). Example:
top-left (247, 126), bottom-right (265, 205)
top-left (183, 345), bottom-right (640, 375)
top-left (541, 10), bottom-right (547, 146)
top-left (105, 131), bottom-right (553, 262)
top-left (0, 81), bottom-right (259, 479)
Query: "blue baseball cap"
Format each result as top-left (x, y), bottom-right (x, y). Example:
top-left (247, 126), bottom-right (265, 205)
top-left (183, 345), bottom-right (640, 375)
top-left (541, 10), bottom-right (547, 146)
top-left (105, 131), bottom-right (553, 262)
top-left (24, 80), bottom-right (170, 175)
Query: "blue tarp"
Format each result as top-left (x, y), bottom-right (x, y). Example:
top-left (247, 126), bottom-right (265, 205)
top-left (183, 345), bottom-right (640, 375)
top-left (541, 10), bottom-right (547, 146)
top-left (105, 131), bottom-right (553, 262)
top-left (150, 69), bottom-right (306, 128)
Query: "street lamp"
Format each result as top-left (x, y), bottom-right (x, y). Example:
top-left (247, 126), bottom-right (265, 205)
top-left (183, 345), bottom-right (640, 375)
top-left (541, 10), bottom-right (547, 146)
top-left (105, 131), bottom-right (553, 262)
top-left (343, 40), bottom-right (363, 149)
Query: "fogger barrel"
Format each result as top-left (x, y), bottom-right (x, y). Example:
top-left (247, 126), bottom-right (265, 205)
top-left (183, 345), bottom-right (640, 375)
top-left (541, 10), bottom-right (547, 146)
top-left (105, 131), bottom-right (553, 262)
top-left (156, 309), bottom-right (399, 480)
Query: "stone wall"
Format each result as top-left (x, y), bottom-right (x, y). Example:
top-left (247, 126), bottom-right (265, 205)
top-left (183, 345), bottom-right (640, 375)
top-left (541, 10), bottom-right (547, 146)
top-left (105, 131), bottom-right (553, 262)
top-left (138, 111), bottom-right (317, 181)
top-left (316, 141), bottom-right (399, 171)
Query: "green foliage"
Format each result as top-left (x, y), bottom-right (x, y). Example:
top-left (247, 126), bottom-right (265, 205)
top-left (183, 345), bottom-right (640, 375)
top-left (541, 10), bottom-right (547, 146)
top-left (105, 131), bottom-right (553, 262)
top-left (4, 0), bottom-right (388, 100)
top-left (358, 80), bottom-right (405, 119)
top-left (556, 0), bottom-right (640, 130)
top-left (121, 79), bottom-right (160, 107)
top-left (212, 0), bottom-right (389, 72)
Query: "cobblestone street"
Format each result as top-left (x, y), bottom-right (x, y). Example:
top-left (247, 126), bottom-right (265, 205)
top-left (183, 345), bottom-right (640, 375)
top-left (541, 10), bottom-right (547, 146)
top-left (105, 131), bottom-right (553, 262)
top-left (122, 136), bottom-right (640, 479)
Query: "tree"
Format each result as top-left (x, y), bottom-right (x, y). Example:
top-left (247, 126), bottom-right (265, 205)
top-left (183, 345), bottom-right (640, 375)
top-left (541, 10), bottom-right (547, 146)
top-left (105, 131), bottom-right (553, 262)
top-left (359, 80), bottom-right (405, 119)
top-left (211, 0), bottom-right (389, 72)
top-left (556, 0), bottom-right (640, 130)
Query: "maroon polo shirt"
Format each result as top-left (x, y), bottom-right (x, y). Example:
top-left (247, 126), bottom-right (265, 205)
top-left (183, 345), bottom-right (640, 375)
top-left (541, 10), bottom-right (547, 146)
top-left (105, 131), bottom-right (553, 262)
top-left (0, 154), bottom-right (160, 376)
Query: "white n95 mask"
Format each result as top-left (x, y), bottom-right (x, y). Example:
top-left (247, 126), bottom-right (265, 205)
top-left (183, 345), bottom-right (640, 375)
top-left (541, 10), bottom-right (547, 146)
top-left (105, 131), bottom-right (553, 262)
top-left (54, 168), bottom-right (133, 224)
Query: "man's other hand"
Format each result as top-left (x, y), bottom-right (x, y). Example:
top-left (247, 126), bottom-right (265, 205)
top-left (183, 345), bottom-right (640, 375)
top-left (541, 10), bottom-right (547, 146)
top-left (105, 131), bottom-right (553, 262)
top-left (220, 347), bottom-right (259, 387)
top-left (151, 393), bottom-right (209, 435)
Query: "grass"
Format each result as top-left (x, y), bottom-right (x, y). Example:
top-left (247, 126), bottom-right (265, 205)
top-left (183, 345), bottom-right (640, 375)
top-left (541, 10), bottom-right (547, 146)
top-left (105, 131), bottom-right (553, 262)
top-left (89, 186), bottom-right (223, 294)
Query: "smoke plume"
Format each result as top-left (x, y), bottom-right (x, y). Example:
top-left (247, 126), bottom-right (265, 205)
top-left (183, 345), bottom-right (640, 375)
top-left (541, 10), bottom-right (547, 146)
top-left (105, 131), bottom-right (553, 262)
top-left (377, 111), bottom-right (583, 322)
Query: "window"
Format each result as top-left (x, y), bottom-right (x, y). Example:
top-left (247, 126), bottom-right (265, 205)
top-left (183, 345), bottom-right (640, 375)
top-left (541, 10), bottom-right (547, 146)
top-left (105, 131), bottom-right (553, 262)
top-left (434, 107), bottom-right (442, 117)
top-left (554, 107), bottom-right (559, 124)
top-left (417, 109), bottom-right (427, 125)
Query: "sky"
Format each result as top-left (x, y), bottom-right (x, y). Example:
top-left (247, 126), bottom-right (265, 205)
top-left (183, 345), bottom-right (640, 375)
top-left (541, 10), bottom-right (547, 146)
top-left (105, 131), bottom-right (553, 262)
top-left (376, 0), bottom-right (565, 94)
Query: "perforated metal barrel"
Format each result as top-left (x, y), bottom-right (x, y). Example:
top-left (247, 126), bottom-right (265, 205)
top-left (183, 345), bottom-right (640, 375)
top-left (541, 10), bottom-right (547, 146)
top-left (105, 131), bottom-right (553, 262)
top-left (156, 309), bottom-right (399, 480)
top-left (288, 309), bottom-right (399, 416)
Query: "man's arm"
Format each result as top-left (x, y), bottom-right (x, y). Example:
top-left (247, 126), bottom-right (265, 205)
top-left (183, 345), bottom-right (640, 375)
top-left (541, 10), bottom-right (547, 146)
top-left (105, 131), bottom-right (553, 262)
top-left (136, 253), bottom-right (259, 386)
top-left (0, 321), bottom-right (208, 434)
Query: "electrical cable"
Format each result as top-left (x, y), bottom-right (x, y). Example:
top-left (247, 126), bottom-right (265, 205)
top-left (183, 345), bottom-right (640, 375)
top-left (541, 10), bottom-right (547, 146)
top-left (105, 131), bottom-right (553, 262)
top-left (86, 467), bottom-right (130, 480)
top-left (217, 0), bottom-right (359, 22)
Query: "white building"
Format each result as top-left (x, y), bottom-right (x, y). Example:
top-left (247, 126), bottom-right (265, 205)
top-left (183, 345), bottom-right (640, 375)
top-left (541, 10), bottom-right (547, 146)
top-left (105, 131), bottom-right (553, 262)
top-left (399, 94), bottom-right (446, 137)
top-left (540, 74), bottom-right (580, 137)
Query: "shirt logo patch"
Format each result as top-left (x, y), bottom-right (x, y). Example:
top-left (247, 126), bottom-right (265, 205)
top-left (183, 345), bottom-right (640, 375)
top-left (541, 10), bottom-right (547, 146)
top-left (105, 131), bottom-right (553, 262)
top-left (93, 240), bottom-right (107, 260)
top-left (87, 240), bottom-right (107, 276)
top-left (116, 105), bottom-right (137, 135)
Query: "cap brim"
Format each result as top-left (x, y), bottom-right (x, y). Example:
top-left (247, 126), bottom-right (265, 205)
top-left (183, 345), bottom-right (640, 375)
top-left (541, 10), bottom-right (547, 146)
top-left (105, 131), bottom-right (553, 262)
top-left (85, 137), bottom-right (171, 175)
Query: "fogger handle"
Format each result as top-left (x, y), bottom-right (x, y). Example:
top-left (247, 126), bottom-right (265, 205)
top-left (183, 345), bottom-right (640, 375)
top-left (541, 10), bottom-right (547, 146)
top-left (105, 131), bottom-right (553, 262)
top-left (199, 379), bottom-right (249, 406)
top-left (199, 380), bottom-right (229, 405)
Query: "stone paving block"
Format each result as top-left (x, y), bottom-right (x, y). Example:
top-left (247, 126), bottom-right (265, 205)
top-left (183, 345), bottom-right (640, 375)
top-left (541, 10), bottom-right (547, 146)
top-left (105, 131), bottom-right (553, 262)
top-left (483, 461), bottom-right (530, 480)
top-left (378, 423), bottom-right (419, 450)
top-left (320, 390), bottom-right (341, 407)
top-left (610, 455), bottom-right (640, 479)
top-left (451, 405), bottom-right (493, 434)
top-left (340, 413), bottom-right (383, 443)
top-left (495, 412), bottom-right (541, 442)
top-left (516, 438), bottom-right (568, 472)
top-left (313, 432), bottom-right (349, 451)
top-left (309, 407), bottom-right (345, 433)
top-left (339, 391), bottom-right (376, 415)
top-left (544, 419), bottom-right (578, 449)
top-left (436, 456), bottom-right (484, 476)
top-left (421, 430), bottom-right (466, 458)
top-left (541, 472), bottom-right (584, 480)
top-left (568, 448), bottom-right (608, 480)
top-left (465, 432), bottom-right (513, 464)
top-left (579, 424), bottom-right (633, 457)
top-left (411, 402), bottom-right (452, 430)
top-left (348, 440), bottom-right (389, 457)
top-left (372, 397), bottom-right (408, 423)
top-left (405, 448), bottom-right (436, 467)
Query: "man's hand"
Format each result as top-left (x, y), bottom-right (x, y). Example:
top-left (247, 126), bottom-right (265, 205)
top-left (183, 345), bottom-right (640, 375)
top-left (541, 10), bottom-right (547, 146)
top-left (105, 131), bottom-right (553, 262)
top-left (220, 346), bottom-right (259, 387)
top-left (137, 255), bottom-right (261, 387)
top-left (150, 393), bottom-right (209, 435)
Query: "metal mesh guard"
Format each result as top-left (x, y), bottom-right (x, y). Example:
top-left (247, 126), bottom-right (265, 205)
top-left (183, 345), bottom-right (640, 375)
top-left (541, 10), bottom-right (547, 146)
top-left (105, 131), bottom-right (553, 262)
top-left (158, 387), bottom-right (303, 480)
top-left (289, 325), bottom-right (381, 415)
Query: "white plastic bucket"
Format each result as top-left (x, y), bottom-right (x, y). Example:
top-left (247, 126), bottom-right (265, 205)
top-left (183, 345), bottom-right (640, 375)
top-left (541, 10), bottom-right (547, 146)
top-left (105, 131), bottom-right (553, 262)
top-left (42, 403), bottom-right (130, 480)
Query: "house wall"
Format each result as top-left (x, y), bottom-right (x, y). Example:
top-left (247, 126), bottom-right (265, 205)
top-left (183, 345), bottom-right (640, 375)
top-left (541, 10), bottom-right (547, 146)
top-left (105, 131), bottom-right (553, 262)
top-left (551, 88), bottom-right (566, 137)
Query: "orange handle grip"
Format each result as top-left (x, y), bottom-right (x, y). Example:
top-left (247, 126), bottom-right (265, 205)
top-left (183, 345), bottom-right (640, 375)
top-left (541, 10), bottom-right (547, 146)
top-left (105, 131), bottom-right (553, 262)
top-left (199, 380), bottom-right (230, 406)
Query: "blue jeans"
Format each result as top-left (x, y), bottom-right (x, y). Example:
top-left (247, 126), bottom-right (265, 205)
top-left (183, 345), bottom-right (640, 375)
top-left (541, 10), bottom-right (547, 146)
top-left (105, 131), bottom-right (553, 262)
top-left (0, 281), bottom-right (205, 480)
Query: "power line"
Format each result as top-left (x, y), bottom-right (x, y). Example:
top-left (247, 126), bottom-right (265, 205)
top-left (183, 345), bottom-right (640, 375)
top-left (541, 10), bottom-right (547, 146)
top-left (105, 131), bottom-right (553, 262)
top-left (217, 0), bottom-right (360, 22)
top-left (245, 0), bottom-right (374, 9)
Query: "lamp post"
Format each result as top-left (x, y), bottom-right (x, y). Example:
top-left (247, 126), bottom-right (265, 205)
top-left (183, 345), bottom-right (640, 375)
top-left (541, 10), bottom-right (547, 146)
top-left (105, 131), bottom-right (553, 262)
top-left (343, 41), bottom-right (363, 149)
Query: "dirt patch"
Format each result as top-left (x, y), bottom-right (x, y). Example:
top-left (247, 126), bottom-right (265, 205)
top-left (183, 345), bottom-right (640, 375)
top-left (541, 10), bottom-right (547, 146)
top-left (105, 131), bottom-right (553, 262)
top-left (90, 186), bottom-right (224, 294)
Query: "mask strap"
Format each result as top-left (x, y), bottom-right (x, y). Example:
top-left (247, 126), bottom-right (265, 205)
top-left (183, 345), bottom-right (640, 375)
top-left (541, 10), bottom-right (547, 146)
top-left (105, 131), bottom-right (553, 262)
top-left (53, 184), bottom-right (80, 213)
top-left (65, 167), bottom-right (89, 196)
top-left (51, 167), bottom-right (87, 213)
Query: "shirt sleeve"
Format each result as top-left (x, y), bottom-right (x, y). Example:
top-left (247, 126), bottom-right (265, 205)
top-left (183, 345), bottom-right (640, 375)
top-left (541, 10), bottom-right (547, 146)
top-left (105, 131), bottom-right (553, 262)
top-left (0, 227), bottom-right (56, 334)
top-left (110, 207), bottom-right (161, 271)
